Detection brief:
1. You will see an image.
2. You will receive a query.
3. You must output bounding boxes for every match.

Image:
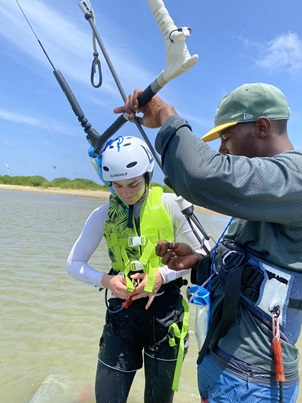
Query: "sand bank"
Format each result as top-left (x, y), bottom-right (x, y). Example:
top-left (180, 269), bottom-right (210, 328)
top-left (0, 184), bottom-right (109, 201)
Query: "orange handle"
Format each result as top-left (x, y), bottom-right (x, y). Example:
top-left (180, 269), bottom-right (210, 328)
top-left (122, 296), bottom-right (133, 309)
top-left (272, 339), bottom-right (285, 382)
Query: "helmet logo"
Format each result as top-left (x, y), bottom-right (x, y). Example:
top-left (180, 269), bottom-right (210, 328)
top-left (110, 172), bottom-right (128, 178)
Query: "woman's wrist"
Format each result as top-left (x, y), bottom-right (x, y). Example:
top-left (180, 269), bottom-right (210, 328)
top-left (100, 273), bottom-right (110, 288)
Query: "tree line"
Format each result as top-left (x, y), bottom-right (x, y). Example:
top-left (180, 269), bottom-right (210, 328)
top-left (0, 175), bottom-right (173, 193)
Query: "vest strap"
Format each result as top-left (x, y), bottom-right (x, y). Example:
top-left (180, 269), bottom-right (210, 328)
top-left (144, 266), bottom-right (156, 293)
top-left (129, 260), bottom-right (145, 272)
top-left (122, 248), bottom-right (135, 292)
top-left (140, 240), bottom-right (159, 292)
top-left (168, 297), bottom-right (189, 391)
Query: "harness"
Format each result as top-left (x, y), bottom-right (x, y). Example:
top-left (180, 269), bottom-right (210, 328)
top-left (103, 187), bottom-right (174, 292)
top-left (194, 241), bottom-right (302, 365)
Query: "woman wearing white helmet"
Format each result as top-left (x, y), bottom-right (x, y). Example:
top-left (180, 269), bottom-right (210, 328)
top-left (67, 136), bottom-right (209, 403)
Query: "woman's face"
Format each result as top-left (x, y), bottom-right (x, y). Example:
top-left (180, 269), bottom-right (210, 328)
top-left (111, 175), bottom-right (146, 205)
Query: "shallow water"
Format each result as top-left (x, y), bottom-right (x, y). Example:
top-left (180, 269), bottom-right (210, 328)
top-left (1, 189), bottom-right (301, 402)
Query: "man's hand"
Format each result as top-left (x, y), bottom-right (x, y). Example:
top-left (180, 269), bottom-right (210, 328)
top-left (156, 241), bottom-right (203, 271)
top-left (113, 90), bottom-right (177, 128)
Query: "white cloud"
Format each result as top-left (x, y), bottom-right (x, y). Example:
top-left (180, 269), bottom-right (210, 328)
top-left (0, 108), bottom-right (75, 135)
top-left (256, 33), bottom-right (302, 74)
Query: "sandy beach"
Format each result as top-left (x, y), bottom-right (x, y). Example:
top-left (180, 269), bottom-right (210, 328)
top-left (0, 183), bottom-right (219, 214)
top-left (0, 183), bottom-right (110, 201)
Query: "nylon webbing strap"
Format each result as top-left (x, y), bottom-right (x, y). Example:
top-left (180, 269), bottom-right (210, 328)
top-left (140, 240), bottom-right (158, 292)
top-left (216, 257), bottom-right (245, 337)
top-left (121, 248), bottom-right (135, 292)
top-left (168, 297), bottom-right (189, 391)
top-left (144, 266), bottom-right (156, 293)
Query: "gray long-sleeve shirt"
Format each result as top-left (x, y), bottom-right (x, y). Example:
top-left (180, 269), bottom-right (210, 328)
top-left (155, 115), bottom-right (302, 375)
top-left (155, 116), bottom-right (302, 271)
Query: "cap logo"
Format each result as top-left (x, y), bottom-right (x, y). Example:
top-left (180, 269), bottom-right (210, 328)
top-left (243, 113), bottom-right (253, 120)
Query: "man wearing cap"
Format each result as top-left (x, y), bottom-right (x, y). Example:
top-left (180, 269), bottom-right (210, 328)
top-left (114, 83), bottom-right (302, 402)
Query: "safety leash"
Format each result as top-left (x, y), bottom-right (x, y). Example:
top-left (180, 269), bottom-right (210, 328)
top-left (271, 305), bottom-right (285, 403)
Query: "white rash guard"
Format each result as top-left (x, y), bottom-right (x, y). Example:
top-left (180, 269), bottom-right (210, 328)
top-left (66, 192), bottom-right (208, 288)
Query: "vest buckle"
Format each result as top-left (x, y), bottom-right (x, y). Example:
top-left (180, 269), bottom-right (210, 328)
top-left (129, 260), bottom-right (145, 272)
top-left (128, 236), bottom-right (146, 247)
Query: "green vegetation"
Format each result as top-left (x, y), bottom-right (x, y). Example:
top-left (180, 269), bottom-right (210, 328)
top-left (0, 175), bottom-right (174, 193)
top-left (0, 175), bottom-right (108, 191)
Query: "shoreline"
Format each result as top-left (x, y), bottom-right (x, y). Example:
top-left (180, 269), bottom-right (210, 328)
top-left (0, 183), bottom-right (110, 201)
top-left (0, 184), bottom-right (219, 215)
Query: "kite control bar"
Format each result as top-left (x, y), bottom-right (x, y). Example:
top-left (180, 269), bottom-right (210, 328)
top-left (78, 0), bottom-right (199, 154)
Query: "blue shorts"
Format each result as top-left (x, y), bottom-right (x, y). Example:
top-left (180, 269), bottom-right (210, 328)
top-left (198, 353), bottom-right (299, 402)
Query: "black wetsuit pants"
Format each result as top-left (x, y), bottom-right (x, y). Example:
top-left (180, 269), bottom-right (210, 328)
top-left (95, 291), bottom-right (186, 403)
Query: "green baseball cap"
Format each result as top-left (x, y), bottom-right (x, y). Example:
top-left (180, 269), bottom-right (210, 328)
top-left (201, 83), bottom-right (290, 142)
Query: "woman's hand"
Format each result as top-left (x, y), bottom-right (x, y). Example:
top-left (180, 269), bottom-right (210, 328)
top-left (130, 271), bottom-right (164, 310)
top-left (156, 241), bottom-right (203, 271)
top-left (101, 274), bottom-right (132, 300)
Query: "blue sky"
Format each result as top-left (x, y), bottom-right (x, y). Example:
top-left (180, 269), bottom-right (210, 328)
top-left (1, 0), bottom-right (302, 185)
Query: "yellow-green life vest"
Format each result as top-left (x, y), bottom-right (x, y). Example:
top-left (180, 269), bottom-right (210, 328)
top-left (103, 187), bottom-right (174, 292)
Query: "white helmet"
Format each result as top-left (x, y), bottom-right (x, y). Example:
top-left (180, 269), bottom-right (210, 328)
top-left (101, 136), bottom-right (154, 183)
